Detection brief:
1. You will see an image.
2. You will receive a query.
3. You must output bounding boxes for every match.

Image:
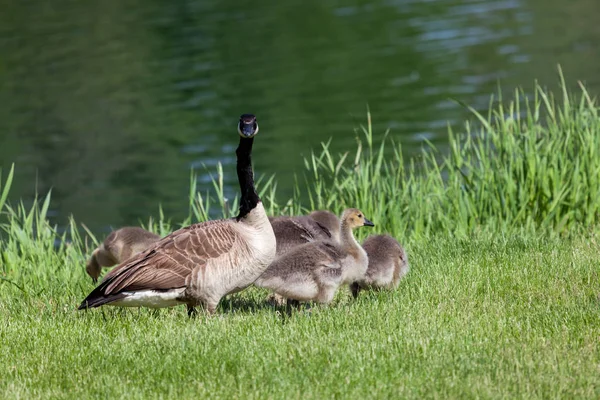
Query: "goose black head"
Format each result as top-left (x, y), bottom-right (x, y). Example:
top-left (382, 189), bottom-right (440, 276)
top-left (238, 114), bottom-right (259, 138)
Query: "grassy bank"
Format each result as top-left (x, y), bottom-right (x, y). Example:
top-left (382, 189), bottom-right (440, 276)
top-left (1, 236), bottom-right (599, 399)
top-left (1, 74), bottom-right (600, 398)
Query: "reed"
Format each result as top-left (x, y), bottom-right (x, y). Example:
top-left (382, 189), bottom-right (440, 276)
top-left (301, 70), bottom-right (600, 240)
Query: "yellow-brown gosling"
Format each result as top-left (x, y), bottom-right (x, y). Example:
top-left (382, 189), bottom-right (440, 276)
top-left (255, 208), bottom-right (373, 305)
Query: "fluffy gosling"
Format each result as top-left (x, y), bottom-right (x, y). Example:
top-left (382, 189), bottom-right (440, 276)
top-left (86, 227), bottom-right (160, 283)
top-left (350, 234), bottom-right (408, 298)
top-left (256, 208), bottom-right (373, 304)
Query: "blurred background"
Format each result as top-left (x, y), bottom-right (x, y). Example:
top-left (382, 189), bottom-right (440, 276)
top-left (0, 0), bottom-right (598, 234)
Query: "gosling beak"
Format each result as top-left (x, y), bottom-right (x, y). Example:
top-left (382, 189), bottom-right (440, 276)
top-left (363, 218), bottom-right (375, 227)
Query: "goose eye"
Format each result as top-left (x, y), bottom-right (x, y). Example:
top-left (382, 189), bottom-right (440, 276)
top-left (357, 214), bottom-right (362, 218)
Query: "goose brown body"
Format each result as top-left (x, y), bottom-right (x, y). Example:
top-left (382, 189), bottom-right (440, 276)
top-left (256, 208), bottom-right (373, 304)
top-left (86, 227), bottom-right (160, 283)
top-left (350, 234), bottom-right (409, 298)
top-left (78, 114), bottom-right (276, 315)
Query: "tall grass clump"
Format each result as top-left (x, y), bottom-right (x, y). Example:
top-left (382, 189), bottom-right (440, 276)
top-left (0, 165), bottom-right (87, 298)
top-left (1, 72), bottom-right (598, 290)
top-left (0, 163), bottom-right (292, 295)
top-left (303, 71), bottom-right (600, 239)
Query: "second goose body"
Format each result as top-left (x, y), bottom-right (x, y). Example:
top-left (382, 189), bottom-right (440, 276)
top-left (255, 208), bottom-right (373, 304)
top-left (86, 227), bottom-right (160, 283)
top-left (78, 114), bottom-right (276, 315)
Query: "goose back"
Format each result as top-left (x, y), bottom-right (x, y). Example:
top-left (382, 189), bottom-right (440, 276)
top-left (80, 204), bottom-right (275, 311)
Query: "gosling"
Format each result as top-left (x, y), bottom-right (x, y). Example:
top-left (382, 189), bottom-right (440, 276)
top-left (350, 234), bottom-right (409, 298)
top-left (269, 215), bottom-right (334, 256)
top-left (86, 227), bottom-right (160, 283)
top-left (256, 208), bottom-right (373, 305)
top-left (308, 210), bottom-right (340, 243)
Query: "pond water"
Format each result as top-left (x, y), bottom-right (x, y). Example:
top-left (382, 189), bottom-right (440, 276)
top-left (1, 0), bottom-right (599, 233)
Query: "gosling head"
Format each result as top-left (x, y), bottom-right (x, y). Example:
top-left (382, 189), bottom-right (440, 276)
top-left (85, 251), bottom-right (101, 284)
top-left (238, 114), bottom-right (259, 138)
top-left (341, 208), bottom-right (374, 229)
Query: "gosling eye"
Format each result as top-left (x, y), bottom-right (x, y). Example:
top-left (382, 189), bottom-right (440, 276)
top-left (357, 214), bottom-right (363, 218)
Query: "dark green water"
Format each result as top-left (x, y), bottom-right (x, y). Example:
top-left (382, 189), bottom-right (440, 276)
top-left (1, 0), bottom-right (599, 233)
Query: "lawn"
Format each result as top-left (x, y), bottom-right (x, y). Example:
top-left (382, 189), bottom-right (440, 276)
top-left (1, 235), bottom-right (599, 399)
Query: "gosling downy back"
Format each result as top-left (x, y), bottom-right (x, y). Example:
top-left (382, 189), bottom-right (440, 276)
top-left (86, 227), bottom-right (160, 283)
top-left (351, 234), bottom-right (409, 298)
top-left (308, 210), bottom-right (340, 243)
top-left (255, 208), bottom-right (373, 304)
top-left (78, 114), bottom-right (276, 315)
top-left (269, 215), bottom-right (333, 256)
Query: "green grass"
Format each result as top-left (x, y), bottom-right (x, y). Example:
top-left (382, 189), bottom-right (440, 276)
top-left (1, 235), bottom-right (599, 399)
top-left (2, 72), bottom-right (600, 398)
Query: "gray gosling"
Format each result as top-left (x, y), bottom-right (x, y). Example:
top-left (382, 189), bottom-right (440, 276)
top-left (350, 234), bottom-right (409, 298)
top-left (78, 114), bottom-right (276, 316)
top-left (255, 208), bottom-right (374, 305)
top-left (265, 210), bottom-right (340, 305)
top-left (269, 214), bottom-right (334, 256)
top-left (86, 227), bottom-right (160, 283)
top-left (308, 210), bottom-right (341, 243)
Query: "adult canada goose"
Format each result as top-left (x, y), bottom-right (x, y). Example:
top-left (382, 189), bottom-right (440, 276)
top-left (350, 234), bottom-right (409, 298)
top-left (86, 227), bottom-right (160, 283)
top-left (255, 208), bottom-right (373, 304)
top-left (308, 210), bottom-right (340, 243)
top-left (78, 114), bottom-right (276, 315)
top-left (268, 215), bottom-right (333, 256)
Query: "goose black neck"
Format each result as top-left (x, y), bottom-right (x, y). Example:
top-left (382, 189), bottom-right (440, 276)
top-left (236, 136), bottom-right (260, 219)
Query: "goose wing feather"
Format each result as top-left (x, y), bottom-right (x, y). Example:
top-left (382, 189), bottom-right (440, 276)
top-left (95, 220), bottom-right (238, 295)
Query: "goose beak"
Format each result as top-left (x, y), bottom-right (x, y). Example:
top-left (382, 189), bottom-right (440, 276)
top-left (238, 123), bottom-right (256, 137)
top-left (238, 114), bottom-right (259, 138)
top-left (363, 218), bottom-right (375, 227)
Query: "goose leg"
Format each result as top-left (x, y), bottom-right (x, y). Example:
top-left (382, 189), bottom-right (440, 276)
top-left (266, 293), bottom-right (288, 306)
top-left (350, 282), bottom-right (361, 299)
top-left (286, 299), bottom-right (301, 308)
top-left (316, 285), bottom-right (337, 304)
top-left (187, 304), bottom-right (197, 318)
top-left (205, 301), bottom-right (218, 315)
